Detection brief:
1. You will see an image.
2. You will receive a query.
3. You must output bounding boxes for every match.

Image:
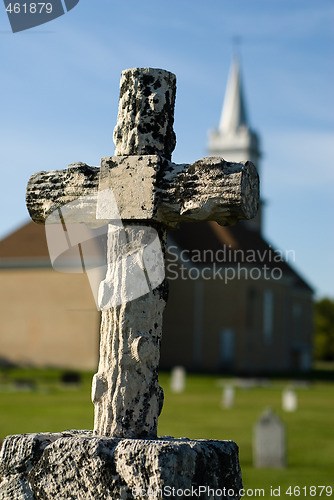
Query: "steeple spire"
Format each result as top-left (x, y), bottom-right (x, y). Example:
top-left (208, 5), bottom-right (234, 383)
top-left (219, 57), bottom-right (248, 134)
top-left (218, 37), bottom-right (248, 134)
top-left (208, 55), bottom-right (260, 166)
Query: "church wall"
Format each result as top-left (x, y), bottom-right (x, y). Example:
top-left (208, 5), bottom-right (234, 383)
top-left (0, 263), bottom-right (313, 375)
top-left (161, 270), bottom-right (313, 374)
top-left (160, 276), bottom-right (195, 370)
top-left (235, 279), bottom-right (313, 374)
top-left (201, 278), bottom-right (247, 372)
top-left (0, 268), bottom-right (99, 370)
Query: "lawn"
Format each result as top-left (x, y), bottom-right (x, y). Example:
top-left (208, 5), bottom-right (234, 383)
top-left (0, 369), bottom-right (333, 499)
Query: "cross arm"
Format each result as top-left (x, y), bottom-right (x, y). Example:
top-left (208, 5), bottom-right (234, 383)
top-left (26, 155), bottom-right (259, 227)
top-left (158, 156), bottom-right (259, 226)
top-left (26, 162), bottom-right (100, 225)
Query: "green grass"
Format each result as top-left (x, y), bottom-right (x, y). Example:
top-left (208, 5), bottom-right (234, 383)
top-left (0, 369), bottom-right (94, 436)
top-left (158, 374), bottom-right (334, 497)
top-left (1, 369), bottom-right (333, 498)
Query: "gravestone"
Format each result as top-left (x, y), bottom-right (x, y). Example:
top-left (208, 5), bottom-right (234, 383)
top-left (222, 385), bottom-right (235, 409)
top-left (0, 67), bottom-right (259, 499)
top-left (253, 408), bottom-right (286, 468)
top-left (170, 366), bottom-right (186, 393)
top-left (282, 387), bottom-right (298, 412)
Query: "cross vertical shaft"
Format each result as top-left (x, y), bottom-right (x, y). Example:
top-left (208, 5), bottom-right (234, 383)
top-left (91, 68), bottom-right (177, 438)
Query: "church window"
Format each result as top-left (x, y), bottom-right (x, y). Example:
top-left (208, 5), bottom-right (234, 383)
top-left (263, 290), bottom-right (274, 345)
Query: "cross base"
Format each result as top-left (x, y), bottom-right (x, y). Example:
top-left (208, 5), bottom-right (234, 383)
top-left (0, 431), bottom-right (243, 500)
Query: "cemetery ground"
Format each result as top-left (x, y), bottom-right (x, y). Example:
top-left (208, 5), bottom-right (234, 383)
top-left (0, 367), bottom-right (333, 498)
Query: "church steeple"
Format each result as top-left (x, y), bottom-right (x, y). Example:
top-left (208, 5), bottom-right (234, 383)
top-left (219, 58), bottom-right (248, 134)
top-left (208, 56), bottom-right (262, 232)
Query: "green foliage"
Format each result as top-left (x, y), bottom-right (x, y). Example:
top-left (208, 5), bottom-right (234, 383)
top-left (314, 298), bottom-right (334, 361)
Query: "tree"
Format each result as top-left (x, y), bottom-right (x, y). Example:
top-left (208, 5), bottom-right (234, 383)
top-left (314, 298), bottom-right (334, 361)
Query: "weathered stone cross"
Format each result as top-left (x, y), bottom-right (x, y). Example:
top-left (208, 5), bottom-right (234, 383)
top-left (26, 67), bottom-right (259, 439)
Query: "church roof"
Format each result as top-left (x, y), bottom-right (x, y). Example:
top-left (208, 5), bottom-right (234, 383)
top-left (0, 221), bottom-right (50, 263)
top-left (219, 57), bottom-right (248, 134)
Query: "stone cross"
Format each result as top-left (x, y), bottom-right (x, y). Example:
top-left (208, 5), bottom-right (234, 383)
top-left (26, 67), bottom-right (259, 439)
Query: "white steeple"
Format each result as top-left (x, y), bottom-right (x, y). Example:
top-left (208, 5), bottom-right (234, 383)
top-left (219, 58), bottom-right (248, 134)
top-left (208, 56), bottom-right (262, 231)
top-left (208, 56), bottom-right (261, 167)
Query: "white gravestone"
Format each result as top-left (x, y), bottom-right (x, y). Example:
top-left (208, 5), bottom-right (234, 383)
top-left (253, 408), bottom-right (286, 468)
top-left (222, 385), bottom-right (235, 409)
top-left (170, 366), bottom-right (186, 393)
top-left (282, 388), bottom-right (298, 412)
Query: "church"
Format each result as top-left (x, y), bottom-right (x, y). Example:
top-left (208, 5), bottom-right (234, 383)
top-left (161, 58), bottom-right (313, 374)
top-left (0, 59), bottom-right (314, 374)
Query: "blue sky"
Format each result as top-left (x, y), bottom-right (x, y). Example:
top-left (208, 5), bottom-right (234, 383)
top-left (0, 0), bottom-right (333, 298)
